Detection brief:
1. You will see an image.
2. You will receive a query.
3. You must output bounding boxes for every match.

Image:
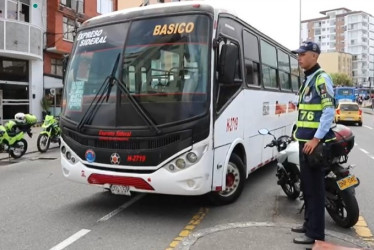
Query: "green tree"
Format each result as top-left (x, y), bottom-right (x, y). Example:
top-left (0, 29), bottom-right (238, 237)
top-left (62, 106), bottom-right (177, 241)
top-left (330, 73), bottom-right (353, 87)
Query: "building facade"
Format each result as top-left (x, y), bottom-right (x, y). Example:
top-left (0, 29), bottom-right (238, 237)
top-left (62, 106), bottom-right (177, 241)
top-left (44, 0), bottom-right (117, 118)
top-left (0, 0), bottom-right (45, 123)
top-left (318, 52), bottom-right (353, 78)
top-left (301, 8), bottom-right (374, 87)
top-left (0, 0), bottom-right (117, 123)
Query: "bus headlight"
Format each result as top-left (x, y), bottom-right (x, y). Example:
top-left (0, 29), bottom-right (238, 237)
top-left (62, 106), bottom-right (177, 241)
top-left (164, 143), bottom-right (208, 173)
top-left (176, 159), bottom-right (186, 169)
top-left (186, 152), bottom-right (198, 163)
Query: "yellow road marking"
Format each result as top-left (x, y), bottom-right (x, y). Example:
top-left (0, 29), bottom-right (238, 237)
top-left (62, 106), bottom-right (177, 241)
top-left (354, 216), bottom-right (374, 247)
top-left (166, 207), bottom-right (209, 250)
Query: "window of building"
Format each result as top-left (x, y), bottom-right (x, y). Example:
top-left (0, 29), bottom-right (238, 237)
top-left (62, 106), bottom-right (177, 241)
top-left (6, 0), bottom-right (29, 22)
top-left (61, 0), bottom-right (83, 13)
top-left (97, 0), bottom-right (113, 14)
top-left (0, 0), bottom-right (4, 18)
top-left (51, 58), bottom-right (63, 76)
top-left (0, 56), bottom-right (29, 82)
top-left (63, 17), bottom-right (75, 41)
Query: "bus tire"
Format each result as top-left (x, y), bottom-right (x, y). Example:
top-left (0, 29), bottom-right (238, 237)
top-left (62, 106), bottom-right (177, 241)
top-left (208, 153), bottom-right (245, 205)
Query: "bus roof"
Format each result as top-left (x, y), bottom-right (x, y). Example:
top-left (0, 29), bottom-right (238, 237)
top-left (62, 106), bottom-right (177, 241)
top-left (82, 1), bottom-right (219, 28)
top-left (79, 1), bottom-right (294, 55)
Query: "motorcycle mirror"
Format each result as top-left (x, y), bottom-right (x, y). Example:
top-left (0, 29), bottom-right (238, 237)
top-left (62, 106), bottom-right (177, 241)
top-left (258, 128), bottom-right (270, 135)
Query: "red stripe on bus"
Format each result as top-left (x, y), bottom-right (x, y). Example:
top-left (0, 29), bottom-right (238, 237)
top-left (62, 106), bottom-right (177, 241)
top-left (87, 174), bottom-right (154, 190)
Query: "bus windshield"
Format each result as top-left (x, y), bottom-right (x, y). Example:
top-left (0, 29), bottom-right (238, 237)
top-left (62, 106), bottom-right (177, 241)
top-left (62, 14), bottom-right (210, 128)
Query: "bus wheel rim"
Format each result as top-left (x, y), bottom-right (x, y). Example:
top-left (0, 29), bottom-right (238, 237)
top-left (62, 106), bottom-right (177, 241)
top-left (221, 163), bottom-right (240, 197)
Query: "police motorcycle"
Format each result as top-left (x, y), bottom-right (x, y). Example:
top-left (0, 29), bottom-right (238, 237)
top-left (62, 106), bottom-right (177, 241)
top-left (37, 114), bottom-right (61, 153)
top-left (0, 113), bottom-right (37, 159)
top-left (258, 124), bottom-right (360, 228)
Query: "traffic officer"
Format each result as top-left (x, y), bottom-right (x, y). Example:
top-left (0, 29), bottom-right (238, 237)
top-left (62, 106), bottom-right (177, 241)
top-left (291, 41), bottom-right (336, 244)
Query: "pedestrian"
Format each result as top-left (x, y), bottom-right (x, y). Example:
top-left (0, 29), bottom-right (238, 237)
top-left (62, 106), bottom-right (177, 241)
top-left (371, 97), bottom-right (374, 111)
top-left (290, 41), bottom-right (336, 245)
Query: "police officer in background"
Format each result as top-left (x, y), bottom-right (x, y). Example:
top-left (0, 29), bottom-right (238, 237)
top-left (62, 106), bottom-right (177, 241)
top-left (291, 41), bottom-right (336, 244)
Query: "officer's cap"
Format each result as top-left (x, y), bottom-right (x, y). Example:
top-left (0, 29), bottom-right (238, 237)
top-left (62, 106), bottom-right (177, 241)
top-left (292, 41), bottom-right (321, 54)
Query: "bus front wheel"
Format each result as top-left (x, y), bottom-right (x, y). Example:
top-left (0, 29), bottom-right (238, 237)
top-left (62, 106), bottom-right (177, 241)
top-left (208, 154), bottom-right (245, 205)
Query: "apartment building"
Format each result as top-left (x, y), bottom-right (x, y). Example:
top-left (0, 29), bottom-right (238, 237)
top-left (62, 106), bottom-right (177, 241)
top-left (301, 8), bottom-right (374, 87)
top-left (318, 52), bottom-right (353, 78)
top-left (0, 0), bottom-right (44, 122)
top-left (44, 0), bottom-right (117, 118)
top-left (0, 0), bottom-right (117, 122)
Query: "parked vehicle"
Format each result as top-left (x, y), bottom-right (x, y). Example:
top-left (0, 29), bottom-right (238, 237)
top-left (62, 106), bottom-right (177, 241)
top-left (37, 115), bottom-right (61, 153)
top-left (257, 130), bottom-right (300, 200)
top-left (259, 124), bottom-right (360, 228)
top-left (0, 113), bottom-right (37, 159)
top-left (335, 101), bottom-right (362, 126)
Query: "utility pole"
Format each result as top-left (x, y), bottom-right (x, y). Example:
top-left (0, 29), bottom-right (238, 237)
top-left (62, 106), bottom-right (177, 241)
top-left (299, 0), bottom-right (302, 45)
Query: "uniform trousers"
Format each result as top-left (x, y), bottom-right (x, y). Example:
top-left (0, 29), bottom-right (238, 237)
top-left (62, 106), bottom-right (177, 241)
top-left (299, 142), bottom-right (325, 240)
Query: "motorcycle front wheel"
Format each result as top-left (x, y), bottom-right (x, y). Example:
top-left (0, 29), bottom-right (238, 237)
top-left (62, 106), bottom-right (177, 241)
top-left (10, 139), bottom-right (28, 159)
top-left (325, 179), bottom-right (359, 228)
top-left (37, 134), bottom-right (50, 153)
top-left (279, 163), bottom-right (301, 200)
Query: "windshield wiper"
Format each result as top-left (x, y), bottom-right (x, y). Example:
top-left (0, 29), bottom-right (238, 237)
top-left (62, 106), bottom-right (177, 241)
top-left (77, 54), bottom-right (120, 132)
top-left (77, 54), bottom-right (161, 135)
top-left (115, 77), bottom-right (161, 135)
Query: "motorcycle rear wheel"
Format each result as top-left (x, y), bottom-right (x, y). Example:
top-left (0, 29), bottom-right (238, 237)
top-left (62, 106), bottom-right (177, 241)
top-left (279, 163), bottom-right (301, 200)
top-left (325, 180), bottom-right (359, 228)
top-left (37, 134), bottom-right (50, 153)
top-left (10, 139), bottom-right (28, 159)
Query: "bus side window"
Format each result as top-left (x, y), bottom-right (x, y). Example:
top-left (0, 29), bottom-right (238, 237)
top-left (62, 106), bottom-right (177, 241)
top-left (243, 30), bottom-right (260, 87)
top-left (216, 40), bottom-right (242, 111)
top-left (260, 40), bottom-right (278, 89)
top-left (245, 60), bottom-right (260, 86)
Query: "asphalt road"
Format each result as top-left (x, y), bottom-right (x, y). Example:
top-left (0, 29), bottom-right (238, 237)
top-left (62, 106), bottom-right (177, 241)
top-left (0, 111), bottom-right (373, 250)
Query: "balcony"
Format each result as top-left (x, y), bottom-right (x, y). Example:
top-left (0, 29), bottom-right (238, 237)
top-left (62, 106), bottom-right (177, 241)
top-left (0, 19), bottom-right (43, 60)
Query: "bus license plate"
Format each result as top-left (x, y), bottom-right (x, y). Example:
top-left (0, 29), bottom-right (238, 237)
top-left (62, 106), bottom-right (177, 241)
top-left (336, 175), bottom-right (358, 190)
top-left (110, 185), bottom-right (131, 196)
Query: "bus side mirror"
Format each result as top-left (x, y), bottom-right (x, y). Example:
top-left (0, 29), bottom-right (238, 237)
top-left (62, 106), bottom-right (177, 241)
top-left (218, 44), bottom-right (238, 84)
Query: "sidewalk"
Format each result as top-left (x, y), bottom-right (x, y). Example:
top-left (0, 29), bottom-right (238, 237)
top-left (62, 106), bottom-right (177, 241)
top-left (176, 222), bottom-right (372, 250)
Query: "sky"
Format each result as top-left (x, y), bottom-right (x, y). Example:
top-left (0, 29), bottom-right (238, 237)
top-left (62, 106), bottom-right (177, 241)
top-left (205, 0), bottom-right (373, 50)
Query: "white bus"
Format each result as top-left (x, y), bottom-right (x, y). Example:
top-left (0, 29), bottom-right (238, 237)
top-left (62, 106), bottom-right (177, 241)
top-left (60, 1), bottom-right (301, 205)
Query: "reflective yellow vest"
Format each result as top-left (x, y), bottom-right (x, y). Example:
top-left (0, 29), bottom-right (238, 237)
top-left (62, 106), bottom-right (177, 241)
top-left (294, 70), bottom-right (336, 142)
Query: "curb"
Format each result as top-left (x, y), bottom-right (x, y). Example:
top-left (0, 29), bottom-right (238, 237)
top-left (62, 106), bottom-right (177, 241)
top-left (176, 222), bottom-right (371, 250)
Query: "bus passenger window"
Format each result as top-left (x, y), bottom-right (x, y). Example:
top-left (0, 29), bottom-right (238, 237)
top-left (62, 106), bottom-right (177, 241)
top-left (260, 40), bottom-right (278, 89)
top-left (245, 60), bottom-right (260, 86)
top-left (243, 30), bottom-right (260, 86)
top-left (279, 71), bottom-right (291, 90)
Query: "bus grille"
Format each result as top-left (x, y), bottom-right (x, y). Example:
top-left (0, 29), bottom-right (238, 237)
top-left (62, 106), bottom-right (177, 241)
top-left (64, 129), bottom-right (181, 150)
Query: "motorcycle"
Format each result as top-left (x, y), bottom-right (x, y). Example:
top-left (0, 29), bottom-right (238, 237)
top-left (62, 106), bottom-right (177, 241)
top-left (258, 124), bottom-right (360, 228)
top-left (37, 115), bottom-right (61, 153)
top-left (0, 113), bottom-right (36, 159)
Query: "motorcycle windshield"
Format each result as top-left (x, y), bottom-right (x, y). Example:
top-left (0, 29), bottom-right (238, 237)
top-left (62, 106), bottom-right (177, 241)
top-left (62, 14), bottom-right (211, 128)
